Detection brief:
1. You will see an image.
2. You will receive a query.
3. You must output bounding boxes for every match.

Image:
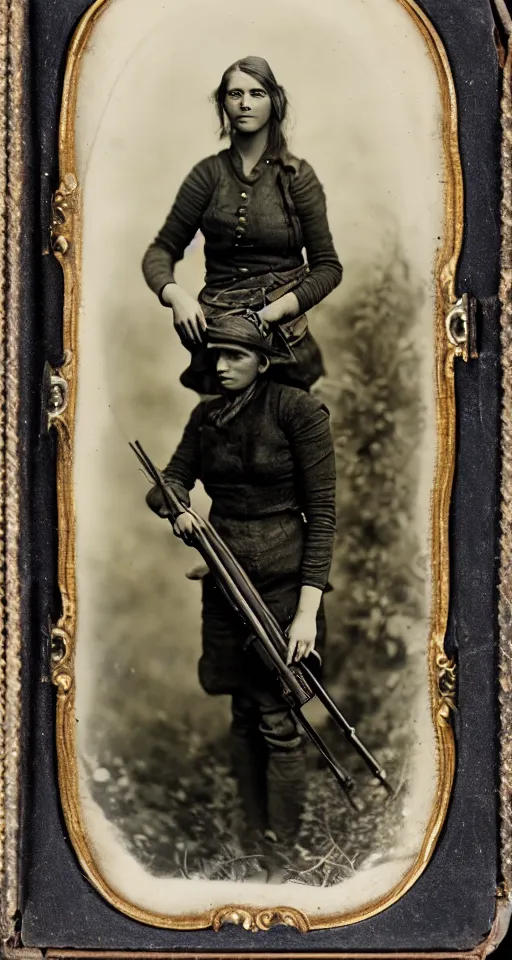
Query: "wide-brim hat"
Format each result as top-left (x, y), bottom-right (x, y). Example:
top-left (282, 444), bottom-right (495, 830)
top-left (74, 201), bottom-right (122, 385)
top-left (206, 312), bottom-right (296, 363)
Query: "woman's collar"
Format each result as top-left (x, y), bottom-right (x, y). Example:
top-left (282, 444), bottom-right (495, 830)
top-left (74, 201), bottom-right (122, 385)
top-left (270, 150), bottom-right (300, 174)
top-left (227, 142), bottom-right (299, 176)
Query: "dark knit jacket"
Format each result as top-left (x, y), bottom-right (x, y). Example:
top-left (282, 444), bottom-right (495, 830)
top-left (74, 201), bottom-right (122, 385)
top-left (142, 146), bottom-right (342, 316)
top-left (162, 379), bottom-right (336, 591)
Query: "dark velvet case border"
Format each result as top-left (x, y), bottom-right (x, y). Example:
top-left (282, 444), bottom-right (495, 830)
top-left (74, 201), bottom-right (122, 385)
top-left (17, 0), bottom-right (503, 952)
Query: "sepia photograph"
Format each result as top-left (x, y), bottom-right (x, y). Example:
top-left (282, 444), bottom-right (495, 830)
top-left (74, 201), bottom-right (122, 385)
top-left (49, 0), bottom-right (460, 926)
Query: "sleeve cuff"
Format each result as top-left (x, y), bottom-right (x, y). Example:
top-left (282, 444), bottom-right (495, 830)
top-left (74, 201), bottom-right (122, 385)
top-left (162, 478), bottom-right (191, 508)
top-left (301, 576), bottom-right (329, 592)
top-left (158, 281), bottom-right (176, 307)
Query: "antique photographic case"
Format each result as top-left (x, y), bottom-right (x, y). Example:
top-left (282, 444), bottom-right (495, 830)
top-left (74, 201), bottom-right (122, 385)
top-left (1, 0), bottom-right (511, 956)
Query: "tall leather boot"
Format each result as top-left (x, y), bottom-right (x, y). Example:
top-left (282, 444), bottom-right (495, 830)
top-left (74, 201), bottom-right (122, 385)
top-left (229, 710), bottom-right (269, 848)
top-left (266, 744), bottom-right (306, 847)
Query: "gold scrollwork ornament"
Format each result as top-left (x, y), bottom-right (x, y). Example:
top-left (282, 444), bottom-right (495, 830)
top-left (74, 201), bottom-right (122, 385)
top-left (437, 652), bottom-right (457, 721)
top-left (51, 172), bottom-right (78, 256)
top-left (50, 627), bottom-right (74, 695)
top-left (212, 906), bottom-right (309, 933)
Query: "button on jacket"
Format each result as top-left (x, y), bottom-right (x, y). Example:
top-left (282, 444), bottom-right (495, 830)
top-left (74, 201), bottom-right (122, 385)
top-left (142, 146), bottom-right (342, 316)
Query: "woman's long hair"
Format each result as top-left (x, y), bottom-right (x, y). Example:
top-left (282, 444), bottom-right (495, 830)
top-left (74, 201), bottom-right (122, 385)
top-left (212, 56), bottom-right (289, 157)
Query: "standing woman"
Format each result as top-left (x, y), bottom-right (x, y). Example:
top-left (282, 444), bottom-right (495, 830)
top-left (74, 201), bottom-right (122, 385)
top-left (145, 314), bottom-right (337, 872)
top-left (142, 56), bottom-right (342, 394)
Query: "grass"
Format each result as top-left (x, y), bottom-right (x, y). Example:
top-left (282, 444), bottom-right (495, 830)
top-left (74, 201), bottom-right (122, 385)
top-left (86, 709), bottom-right (410, 885)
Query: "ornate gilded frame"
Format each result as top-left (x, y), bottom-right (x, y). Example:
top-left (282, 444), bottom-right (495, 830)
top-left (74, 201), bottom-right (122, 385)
top-left (39, 0), bottom-right (466, 933)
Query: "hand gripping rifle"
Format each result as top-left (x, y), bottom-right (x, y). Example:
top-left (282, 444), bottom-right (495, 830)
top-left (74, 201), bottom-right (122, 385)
top-left (130, 440), bottom-right (393, 804)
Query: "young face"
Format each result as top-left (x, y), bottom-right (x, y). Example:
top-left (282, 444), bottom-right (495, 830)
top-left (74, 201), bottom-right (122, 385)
top-left (214, 346), bottom-right (268, 391)
top-left (223, 69), bottom-right (272, 136)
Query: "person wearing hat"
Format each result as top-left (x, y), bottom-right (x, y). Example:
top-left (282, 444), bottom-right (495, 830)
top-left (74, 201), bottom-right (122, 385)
top-left (142, 55), bottom-right (342, 395)
top-left (146, 314), bottom-right (336, 876)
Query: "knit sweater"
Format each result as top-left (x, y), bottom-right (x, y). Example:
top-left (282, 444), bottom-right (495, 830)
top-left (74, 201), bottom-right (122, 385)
top-left (162, 379), bottom-right (336, 591)
top-left (142, 146), bottom-right (342, 316)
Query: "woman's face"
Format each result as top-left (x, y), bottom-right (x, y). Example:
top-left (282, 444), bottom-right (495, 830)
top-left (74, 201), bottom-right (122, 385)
top-left (215, 347), bottom-right (268, 391)
top-left (223, 70), bottom-right (272, 136)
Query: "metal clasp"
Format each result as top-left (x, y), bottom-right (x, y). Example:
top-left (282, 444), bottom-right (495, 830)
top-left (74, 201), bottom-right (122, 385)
top-left (445, 293), bottom-right (479, 362)
top-left (446, 293), bottom-right (469, 361)
top-left (47, 374), bottom-right (68, 419)
top-left (42, 358), bottom-right (71, 434)
top-left (50, 627), bottom-right (68, 665)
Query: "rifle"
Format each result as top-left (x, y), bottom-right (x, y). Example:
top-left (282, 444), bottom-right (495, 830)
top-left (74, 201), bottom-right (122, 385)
top-left (130, 440), bottom-right (393, 805)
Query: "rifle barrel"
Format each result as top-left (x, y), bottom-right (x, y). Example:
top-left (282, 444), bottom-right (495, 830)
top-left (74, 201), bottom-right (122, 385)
top-left (292, 708), bottom-right (356, 800)
top-left (302, 664), bottom-right (393, 794)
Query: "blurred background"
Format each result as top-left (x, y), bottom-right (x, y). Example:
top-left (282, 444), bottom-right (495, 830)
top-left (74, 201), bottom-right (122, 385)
top-left (71, 0), bottom-right (445, 895)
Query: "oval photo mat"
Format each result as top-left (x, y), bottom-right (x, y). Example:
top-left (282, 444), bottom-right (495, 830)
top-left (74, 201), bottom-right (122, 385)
top-left (48, 0), bottom-right (471, 934)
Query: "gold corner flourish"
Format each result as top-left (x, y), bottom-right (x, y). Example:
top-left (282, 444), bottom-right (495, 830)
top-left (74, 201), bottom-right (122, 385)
top-left (50, 0), bottom-right (462, 933)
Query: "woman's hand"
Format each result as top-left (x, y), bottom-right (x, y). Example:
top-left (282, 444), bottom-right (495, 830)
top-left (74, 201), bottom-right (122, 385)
top-left (146, 488), bottom-right (195, 541)
top-left (173, 511), bottom-right (195, 542)
top-left (286, 611), bottom-right (317, 664)
top-left (286, 585), bottom-right (323, 664)
top-left (161, 283), bottom-right (207, 345)
top-left (146, 484), bottom-right (170, 518)
top-left (257, 291), bottom-right (300, 325)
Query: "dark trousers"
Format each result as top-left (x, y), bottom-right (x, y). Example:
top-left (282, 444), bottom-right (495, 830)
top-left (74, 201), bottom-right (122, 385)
top-left (230, 681), bottom-right (306, 846)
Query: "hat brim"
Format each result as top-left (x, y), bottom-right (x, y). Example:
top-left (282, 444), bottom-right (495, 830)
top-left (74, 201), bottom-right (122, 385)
top-left (206, 341), bottom-right (254, 355)
top-left (206, 329), bottom-right (296, 362)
